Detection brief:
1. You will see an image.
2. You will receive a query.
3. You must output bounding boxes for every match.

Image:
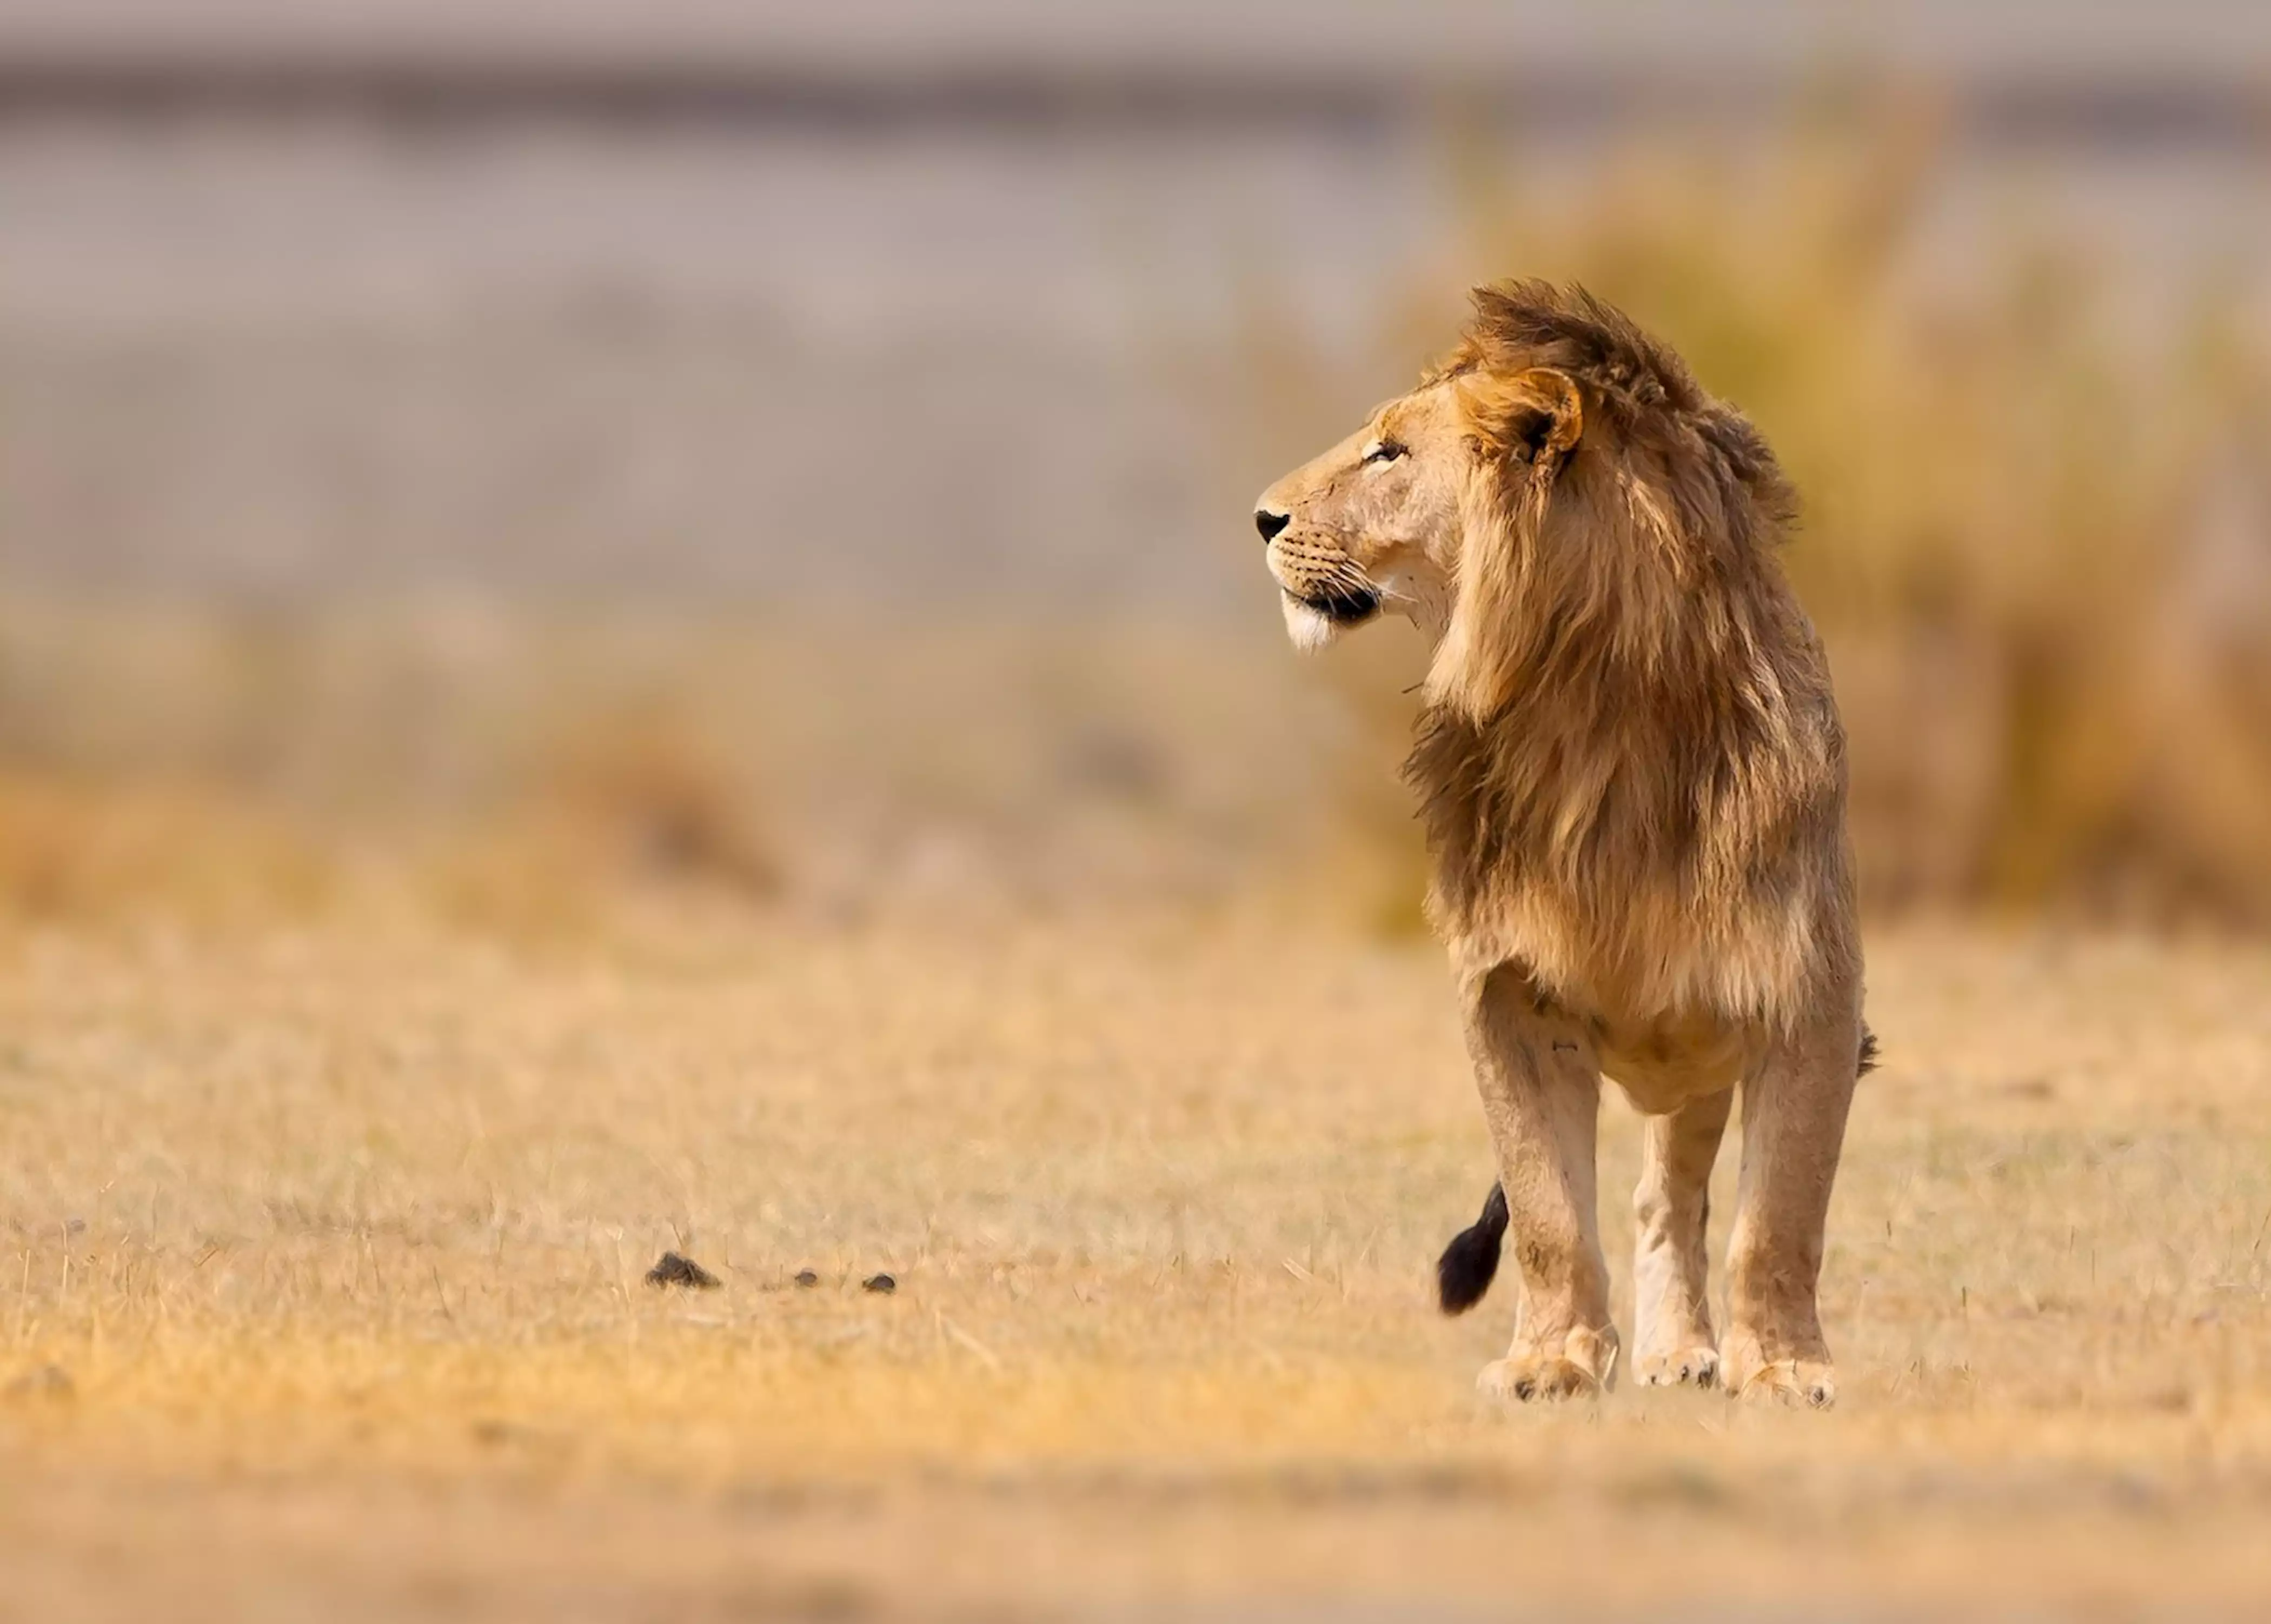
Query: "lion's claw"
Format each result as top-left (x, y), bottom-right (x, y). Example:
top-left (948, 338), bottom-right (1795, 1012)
top-left (1633, 1348), bottom-right (1721, 1389)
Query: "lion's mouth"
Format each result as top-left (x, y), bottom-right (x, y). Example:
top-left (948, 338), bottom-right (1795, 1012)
top-left (1300, 584), bottom-right (1382, 625)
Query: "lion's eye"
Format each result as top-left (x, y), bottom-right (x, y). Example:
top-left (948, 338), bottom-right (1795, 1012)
top-left (1363, 440), bottom-right (1407, 465)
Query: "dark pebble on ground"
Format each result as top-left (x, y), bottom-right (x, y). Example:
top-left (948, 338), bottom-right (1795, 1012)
top-left (645, 1252), bottom-right (722, 1289)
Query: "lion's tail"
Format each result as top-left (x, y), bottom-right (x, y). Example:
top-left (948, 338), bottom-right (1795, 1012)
top-left (1436, 1024), bottom-right (1880, 1316)
top-left (1436, 1182), bottom-right (1509, 1315)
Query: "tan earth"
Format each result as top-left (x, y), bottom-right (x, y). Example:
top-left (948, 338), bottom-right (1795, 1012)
top-left (2, 913), bottom-right (2269, 1620)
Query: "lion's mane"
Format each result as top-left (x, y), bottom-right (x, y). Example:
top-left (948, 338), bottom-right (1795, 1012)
top-left (1408, 282), bottom-right (1859, 1031)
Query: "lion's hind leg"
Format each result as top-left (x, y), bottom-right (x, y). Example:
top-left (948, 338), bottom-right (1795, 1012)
top-left (1720, 997), bottom-right (1864, 1408)
top-left (1631, 1087), bottom-right (1734, 1389)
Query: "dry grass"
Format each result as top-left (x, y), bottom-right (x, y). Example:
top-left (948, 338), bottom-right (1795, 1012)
top-left (4, 913), bottom-right (2271, 1619)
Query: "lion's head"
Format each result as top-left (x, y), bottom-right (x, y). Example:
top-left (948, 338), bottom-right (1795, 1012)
top-left (1251, 362), bottom-right (1488, 651)
top-left (1256, 280), bottom-right (1796, 726)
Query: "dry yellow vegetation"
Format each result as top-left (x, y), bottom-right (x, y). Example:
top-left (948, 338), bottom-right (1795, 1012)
top-left (3, 912), bottom-right (2270, 1619)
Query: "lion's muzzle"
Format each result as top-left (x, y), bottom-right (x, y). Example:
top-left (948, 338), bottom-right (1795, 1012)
top-left (1301, 583), bottom-right (1381, 623)
top-left (1262, 523), bottom-right (1382, 634)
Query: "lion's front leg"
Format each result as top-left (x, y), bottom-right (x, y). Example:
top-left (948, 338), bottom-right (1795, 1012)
top-left (1721, 993), bottom-right (1863, 1408)
top-left (1463, 964), bottom-right (1615, 1402)
top-left (1631, 1087), bottom-right (1732, 1389)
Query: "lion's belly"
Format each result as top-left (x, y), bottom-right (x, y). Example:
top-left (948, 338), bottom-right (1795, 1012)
top-left (1593, 1014), bottom-right (1755, 1116)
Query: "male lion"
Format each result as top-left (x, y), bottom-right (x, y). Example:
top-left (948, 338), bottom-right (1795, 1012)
top-left (1254, 282), bottom-right (1873, 1407)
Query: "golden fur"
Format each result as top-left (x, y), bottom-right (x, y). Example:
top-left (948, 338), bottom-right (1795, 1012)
top-left (1256, 282), bottom-right (1869, 1405)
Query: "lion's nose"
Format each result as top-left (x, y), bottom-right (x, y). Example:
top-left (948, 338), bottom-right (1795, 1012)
top-left (1255, 509), bottom-right (1290, 544)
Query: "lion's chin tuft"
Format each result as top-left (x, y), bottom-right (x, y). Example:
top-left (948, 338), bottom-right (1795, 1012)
top-left (1281, 594), bottom-right (1342, 651)
top-left (1281, 589), bottom-right (1380, 651)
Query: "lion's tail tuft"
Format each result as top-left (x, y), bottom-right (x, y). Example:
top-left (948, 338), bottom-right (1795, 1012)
top-left (1436, 1182), bottom-right (1509, 1315)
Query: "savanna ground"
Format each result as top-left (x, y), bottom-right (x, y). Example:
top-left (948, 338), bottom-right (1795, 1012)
top-left (5, 908), bottom-right (2270, 1621)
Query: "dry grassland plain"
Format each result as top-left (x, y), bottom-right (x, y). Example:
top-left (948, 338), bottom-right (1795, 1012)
top-left (2, 911), bottom-right (2270, 1620)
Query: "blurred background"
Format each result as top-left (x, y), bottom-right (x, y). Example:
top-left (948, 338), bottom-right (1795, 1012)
top-left (1, 0), bottom-right (2268, 934)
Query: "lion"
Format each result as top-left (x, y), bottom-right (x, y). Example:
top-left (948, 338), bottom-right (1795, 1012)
top-left (1254, 282), bottom-right (1874, 1407)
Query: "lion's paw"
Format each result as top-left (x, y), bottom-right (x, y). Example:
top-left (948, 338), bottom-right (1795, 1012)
top-left (1477, 1327), bottom-right (1617, 1403)
top-left (1719, 1326), bottom-right (1836, 1409)
top-left (1476, 1355), bottom-right (1597, 1403)
top-left (1728, 1355), bottom-right (1836, 1409)
top-left (1632, 1347), bottom-right (1720, 1390)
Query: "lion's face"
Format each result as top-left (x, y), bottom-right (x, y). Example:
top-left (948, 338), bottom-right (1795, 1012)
top-left (1252, 380), bottom-right (1470, 651)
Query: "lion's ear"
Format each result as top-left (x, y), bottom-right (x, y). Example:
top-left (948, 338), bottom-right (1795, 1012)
top-left (1459, 367), bottom-right (1584, 470)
